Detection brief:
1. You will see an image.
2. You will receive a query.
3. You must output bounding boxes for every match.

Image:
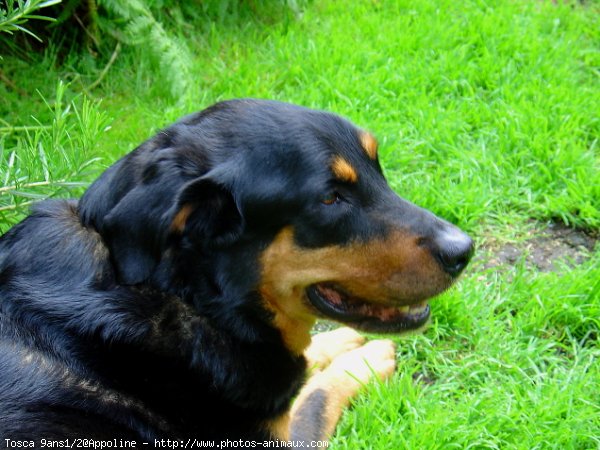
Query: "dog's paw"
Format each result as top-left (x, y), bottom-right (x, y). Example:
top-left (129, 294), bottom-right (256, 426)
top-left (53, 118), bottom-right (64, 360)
top-left (327, 339), bottom-right (397, 385)
top-left (305, 327), bottom-right (366, 370)
top-left (289, 338), bottom-right (397, 440)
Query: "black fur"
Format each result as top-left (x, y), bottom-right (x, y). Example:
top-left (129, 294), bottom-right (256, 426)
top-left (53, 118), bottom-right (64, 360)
top-left (0, 99), bottom-right (471, 441)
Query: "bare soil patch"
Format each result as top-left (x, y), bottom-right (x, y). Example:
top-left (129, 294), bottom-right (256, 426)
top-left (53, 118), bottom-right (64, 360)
top-left (477, 222), bottom-right (598, 272)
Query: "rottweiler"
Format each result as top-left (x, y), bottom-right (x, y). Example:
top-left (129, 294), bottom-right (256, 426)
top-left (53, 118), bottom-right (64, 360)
top-left (0, 100), bottom-right (473, 444)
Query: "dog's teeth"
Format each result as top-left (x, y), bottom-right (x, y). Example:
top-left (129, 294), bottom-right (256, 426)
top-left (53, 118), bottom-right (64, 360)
top-left (409, 303), bottom-right (428, 313)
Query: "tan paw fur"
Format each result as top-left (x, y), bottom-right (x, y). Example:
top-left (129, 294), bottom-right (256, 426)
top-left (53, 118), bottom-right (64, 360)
top-left (304, 327), bottom-right (366, 370)
top-left (327, 339), bottom-right (397, 386)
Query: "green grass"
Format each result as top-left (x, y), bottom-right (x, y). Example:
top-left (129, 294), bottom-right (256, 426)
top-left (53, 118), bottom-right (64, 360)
top-left (1, 0), bottom-right (599, 448)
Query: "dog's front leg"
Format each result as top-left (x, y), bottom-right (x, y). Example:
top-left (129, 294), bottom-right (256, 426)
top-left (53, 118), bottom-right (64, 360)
top-left (267, 328), bottom-right (396, 444)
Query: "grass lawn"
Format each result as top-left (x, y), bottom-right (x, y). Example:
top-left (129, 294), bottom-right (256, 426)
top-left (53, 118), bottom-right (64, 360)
top-left (1, 0), bottom-right (598, 448)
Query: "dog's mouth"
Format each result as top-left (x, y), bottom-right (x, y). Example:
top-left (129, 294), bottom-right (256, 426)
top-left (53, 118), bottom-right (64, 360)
top-left (306, 283), bottom-right (430, 333)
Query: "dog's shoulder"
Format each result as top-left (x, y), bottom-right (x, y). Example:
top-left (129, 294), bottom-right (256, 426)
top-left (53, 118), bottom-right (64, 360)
top-left (0, 199), bottom-right (112, 285)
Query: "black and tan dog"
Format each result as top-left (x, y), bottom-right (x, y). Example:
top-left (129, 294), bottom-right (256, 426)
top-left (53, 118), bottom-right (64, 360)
top-left (0, 100), bottom-right (473, 443)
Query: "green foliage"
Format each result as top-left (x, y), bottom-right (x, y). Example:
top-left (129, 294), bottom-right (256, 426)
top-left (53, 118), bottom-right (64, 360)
top-left (0, 80), bottom-right (109, 231)
top-left (0, 0), bottom-right (61, 40)
top-left (0, 0), bottom-right (310, 98)
top-left (95, 0), bottom-right (191, 98)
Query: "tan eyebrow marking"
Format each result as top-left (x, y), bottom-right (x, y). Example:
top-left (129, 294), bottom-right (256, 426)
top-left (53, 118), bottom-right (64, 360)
top-left (331, 156), bottom-right (358, 183)
top-left (359, 132), bottom-right (378, 160)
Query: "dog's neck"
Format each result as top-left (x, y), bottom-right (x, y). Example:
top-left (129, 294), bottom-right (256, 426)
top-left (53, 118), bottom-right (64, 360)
top-left (270, 311), bottom-right (316, 356)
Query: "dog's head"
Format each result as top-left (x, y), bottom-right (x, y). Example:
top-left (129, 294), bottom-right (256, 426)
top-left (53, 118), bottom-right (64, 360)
top-left (79, 99), bottom-right (473, 351)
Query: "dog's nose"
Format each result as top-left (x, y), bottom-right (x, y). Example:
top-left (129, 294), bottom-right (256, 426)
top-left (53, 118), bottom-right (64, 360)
top-left (428, 226), bottom-right (474, 277)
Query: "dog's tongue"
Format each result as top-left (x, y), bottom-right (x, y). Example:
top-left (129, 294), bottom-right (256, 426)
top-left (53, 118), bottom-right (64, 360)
top-left (316, 284), bottom-right (344, 306)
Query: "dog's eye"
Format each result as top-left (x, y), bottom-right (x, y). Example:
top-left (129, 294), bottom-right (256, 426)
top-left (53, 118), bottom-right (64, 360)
top-left (321, 192), bottom-right (342, 205)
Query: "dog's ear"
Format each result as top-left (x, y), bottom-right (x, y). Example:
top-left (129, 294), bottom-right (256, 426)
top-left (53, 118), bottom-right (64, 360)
top-left (99, 175), bottom-right (242, 285)
top-left (98, 181), bottom-right (178, 285)
top-left (168, 177), bottom-right (244, 247)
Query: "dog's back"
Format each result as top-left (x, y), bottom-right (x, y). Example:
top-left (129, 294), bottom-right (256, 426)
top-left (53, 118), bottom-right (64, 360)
top-left (0, 200), bottom-right (127, 438)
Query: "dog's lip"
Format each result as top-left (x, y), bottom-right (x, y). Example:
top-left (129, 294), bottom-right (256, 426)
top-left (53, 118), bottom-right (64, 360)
top-left (306, 283), bottom-right (430, 333)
